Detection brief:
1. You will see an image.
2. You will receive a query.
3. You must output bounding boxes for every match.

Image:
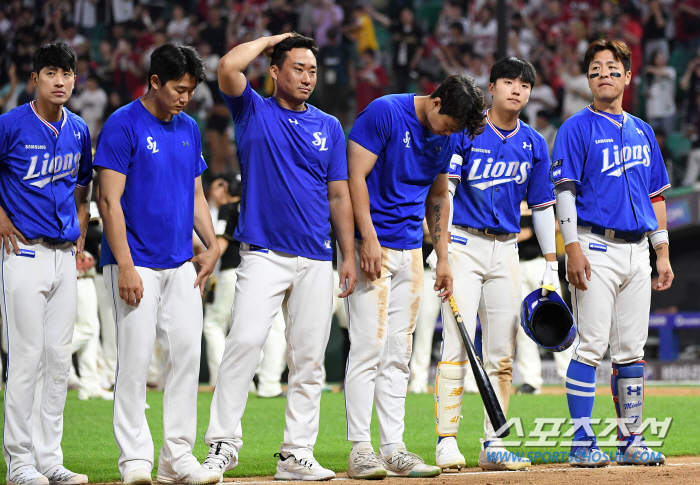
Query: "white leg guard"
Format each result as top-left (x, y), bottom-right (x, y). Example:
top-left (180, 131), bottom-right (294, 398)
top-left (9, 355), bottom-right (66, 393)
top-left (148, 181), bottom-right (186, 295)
top-left (435, 361), bottom-right (468, 436)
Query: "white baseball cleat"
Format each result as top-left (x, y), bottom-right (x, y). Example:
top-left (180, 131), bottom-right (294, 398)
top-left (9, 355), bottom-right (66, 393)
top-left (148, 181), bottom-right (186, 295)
top-left (478, 440), bottom-right (530, 471)
top-left (8, 467), bottom-right (49, 485)
top-left (157, 466), bottom-right (221, 484)
top-left (122, 469), bottom-right (153, 485)
top-left (202, 441), bottom-right (238, 477)
top-left (616, 442), bottom-right (666, 466)
top-left (569, 444), bottom-right (610, 468)
top-left (347, 443), bottom-right (387, 479)
top-left (435, 437), bottom-right (466, 471)
top-left (78, 389), bottom-right (114, 401)
top-left (273, 452), bottom-right (335, 481)
top-left (380, 443), bottom-right (441, 478)
top-left (45, 466), bottom-right (88, 485)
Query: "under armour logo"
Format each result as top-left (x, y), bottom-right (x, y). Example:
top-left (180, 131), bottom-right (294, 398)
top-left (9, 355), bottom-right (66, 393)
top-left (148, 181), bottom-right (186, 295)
top-left (637, 128), bottom-right (644, 136)
top-left (288, 118), bottom-right (298, 125)
top-left (324, 240), bottom-right (331, 249)
top-left (403, 131), bottom-right (410, 148)
top-left (182, 141), bottom-right (189, 146)
top-left (523, 142), bottom-right (532, 150)
top-left (627, 385), bottom-right (642, 396)
top-left (74, 132), bottom-right (80, 140)
top-left (434, 146), bottom-right (441, 153)
top-left (560, 218), bottom-right (571, 224)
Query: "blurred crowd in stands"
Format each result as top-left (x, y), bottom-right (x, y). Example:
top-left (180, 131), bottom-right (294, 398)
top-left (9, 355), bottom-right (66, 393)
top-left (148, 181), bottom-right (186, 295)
top-left (2, 0), bottom-right (700, 187)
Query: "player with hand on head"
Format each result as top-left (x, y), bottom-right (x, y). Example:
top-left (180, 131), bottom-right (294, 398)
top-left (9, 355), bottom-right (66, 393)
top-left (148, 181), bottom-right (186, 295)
top-left (0, 42), bottom-right (92, 485)
top-left (202, 33), bottom-right (357, 481)
top-left (344, 75), bottom-right (485, 480)
top-left (95, 44), bottom-right (220, 485)
top-left (435, 57), bottom-right (556, 472)
top-left (552, 39), bottom-right (672, 467)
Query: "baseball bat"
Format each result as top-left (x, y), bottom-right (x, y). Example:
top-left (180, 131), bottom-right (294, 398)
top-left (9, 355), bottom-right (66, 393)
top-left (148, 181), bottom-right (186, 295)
top-left (447, 295), bottom-right (510, 438)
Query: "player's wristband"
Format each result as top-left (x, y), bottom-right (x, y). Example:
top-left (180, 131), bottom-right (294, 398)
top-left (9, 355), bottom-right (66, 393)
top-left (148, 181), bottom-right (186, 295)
top-left (649, 230), bottom-right (669, 248)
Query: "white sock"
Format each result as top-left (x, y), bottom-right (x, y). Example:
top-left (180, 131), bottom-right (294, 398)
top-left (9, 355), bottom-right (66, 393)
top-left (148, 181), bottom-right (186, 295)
top-left (352, 441), bottom-right (372, 450)
top-left (380, 443), bottom-right (397, 455)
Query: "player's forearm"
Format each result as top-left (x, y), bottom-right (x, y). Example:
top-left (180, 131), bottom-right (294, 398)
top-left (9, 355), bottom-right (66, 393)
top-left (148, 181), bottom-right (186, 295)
top-left (426, 190), bottom-right (450, 260)
top-left (348, 175), bottom-right (377, 241)
top-left (651, 199), bottom-right (670, 258)
top-left (532, 205), bottom-right (557, 260)
top-left (219, 37), bottom-right (270, 79)
top-left (99, 196), bottom-right (135, 269)
top-left (216, 236), bottom-right (229, 255)
top-left (329, 182), bottom-right (355, 261)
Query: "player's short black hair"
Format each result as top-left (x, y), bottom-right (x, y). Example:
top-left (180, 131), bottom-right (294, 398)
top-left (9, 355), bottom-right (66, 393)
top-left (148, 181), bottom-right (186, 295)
top-left (430, 75), bottom-right (486, 140)
top-left (270, 33), bottom-right (319, 69)
top-left (147, 44), bottom-right (206, 90)
top-left (489, 57), bottom-right (536, 87)
top-left (33, 42), bottom-right (77, 75)
top-left (583, 39), bottom-right (632, 73)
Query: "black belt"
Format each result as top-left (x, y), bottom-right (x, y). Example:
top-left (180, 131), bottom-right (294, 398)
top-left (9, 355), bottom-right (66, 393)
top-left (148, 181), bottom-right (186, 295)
top-left (470, 227), bottom-right (513, 237)
top-left (589, 225), bottom-right (645, 242)
top-left (27, 237), bottom-right (72, 246)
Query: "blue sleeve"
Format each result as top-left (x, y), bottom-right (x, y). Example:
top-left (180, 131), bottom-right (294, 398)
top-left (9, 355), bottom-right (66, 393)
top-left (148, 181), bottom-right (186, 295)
top-left (448, 131), bottom-right (469, 180)
top-left (527, 134), bottom-right (555, 208)
top-left (93, 114), bottom-right (133, 174)
top-left (551, 118), bottom-right (586, 186)
top-left (220, 80), bottom-right (265, 126)
top-left (76, 123), bottom-right (93, 188)
top-left (646, 126), bottom-right (671, 197)
top-left (193, 121), bottom-right (207, 178)
top-left (327, 119), bottom-right (347, 182)
top-left (0, 114), bottom-right (9, 161)
top-left (439, 136), bottom-right (455, 174)
top-left (348, 97), bottom-right (392, 156)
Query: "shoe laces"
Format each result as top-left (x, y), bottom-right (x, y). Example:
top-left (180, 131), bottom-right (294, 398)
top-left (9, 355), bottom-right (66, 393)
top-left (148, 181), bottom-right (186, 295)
top-left (13, 469), bottom-right (42, 484)
top-left (352, 449), bottom-right (384, 467)
top-left (275, 453), bottom-right (316, 470)
top-left (48, 468), bottom-right (77, 482)
top-left (387, 449), bottom-right (425, 466)
top-left (204, 442), bottom-right (235, 469)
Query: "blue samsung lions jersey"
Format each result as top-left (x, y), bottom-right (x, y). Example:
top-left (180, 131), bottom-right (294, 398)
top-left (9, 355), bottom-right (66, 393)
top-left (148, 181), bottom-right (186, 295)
top-left (349, 94), bottom-right (453, 250)
top-left (551, 106), bottom-right (670, 233)
top-left (0, 102), bottom-right (92, 242)
top-left (449, 116), bottom-right (555, 233)
top-left (94, 99), bottom-right (207, 269)
top-left (222, 81), bottom-right (347, 261)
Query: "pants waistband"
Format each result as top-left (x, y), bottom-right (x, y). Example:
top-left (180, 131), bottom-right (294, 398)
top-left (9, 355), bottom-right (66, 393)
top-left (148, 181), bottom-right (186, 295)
top-left (26, 238), bottom-right (73, 249)
top-left (579, 225), bottom-right (647, 243)
top-left (455, 226), bottom-right (516, 240)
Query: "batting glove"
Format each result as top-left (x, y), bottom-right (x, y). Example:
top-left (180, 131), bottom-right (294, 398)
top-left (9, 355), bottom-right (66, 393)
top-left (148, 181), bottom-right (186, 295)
top-left (427, 243), bottom-right (453, 280)
top-left (540, 260), bottom-right (560, 296)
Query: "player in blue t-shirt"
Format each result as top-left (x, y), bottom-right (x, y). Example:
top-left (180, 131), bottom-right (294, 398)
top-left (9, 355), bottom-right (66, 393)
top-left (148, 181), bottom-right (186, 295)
top-left (434, 57), bottom-right (557, 473)
top-left (344, 75), bottom-right (485, 479)
top-left (0, 43), bottom-right (92, 485)
top-left (201, 34), bottom-right (357, 481)
top-left (95, 45), bottom-right (220, 485)
top-left (552, 40), bottom-right (672, 467)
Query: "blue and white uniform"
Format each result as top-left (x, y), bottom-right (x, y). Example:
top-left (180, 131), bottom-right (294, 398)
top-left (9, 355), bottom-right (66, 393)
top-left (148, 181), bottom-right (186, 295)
top-left (436, 114), bottom-right (555, 447)
top-left (205, 81), bottom-right (347, 462)
top-left (94, 99), bottom-right (209, 480)
top-left (552, 106), bottom-right (670, 450)
top-left (0, 101), bottom-right (92, 480)
top-left (344, 94), bottom-right (454, 447)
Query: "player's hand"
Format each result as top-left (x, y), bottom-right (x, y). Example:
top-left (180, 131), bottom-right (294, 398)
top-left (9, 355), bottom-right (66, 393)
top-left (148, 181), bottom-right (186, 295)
top-left (540, 260), bottom-right (560, 296)
top-left (0, 206), bottom-right (27, 255)
top-left (360, 235), bottom-right (383, 281)
top-left (337, 259), bottom-right (358, 298)
top-left (566, 243), bottom-right (591, 291)
top-left (263, 33), bottom-right (294, 56)
top-left (434, 258), bottom-right (453, 302)
top-left (191, 246), bottom-right (220, 296)
top-left (119, 265), bottom-right (144, 306)
top-left (76, 205), bottom-right (90, 255)
top-left (654, 256), bottom-right (674, 291)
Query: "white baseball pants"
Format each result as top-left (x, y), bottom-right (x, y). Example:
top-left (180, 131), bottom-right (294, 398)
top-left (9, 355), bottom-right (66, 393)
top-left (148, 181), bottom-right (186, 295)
top-left (569, 229), bottom-right (651, 367)
top-left (409, 268), bottom-right (441, 394)
top-left (71, 278), bottom-right (103, 396)
top-left (105, 263), bottom-right (204, 479)
top-left (94, 273), bottom-right (117, 388)
top-left (515, 257), bottom-right (572, 389)
top-left (205, 246), bottom-right (333, 458)
top-left (440, 228), bottom-right (521, 443)
top-left (344, 242), bottom-right (423, 445)
top-left (2, 241), bottom-right (76, 479)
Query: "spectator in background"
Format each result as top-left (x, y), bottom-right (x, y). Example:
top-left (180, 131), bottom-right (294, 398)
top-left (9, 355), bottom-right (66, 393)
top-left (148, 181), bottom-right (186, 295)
top-left (111, 38), bottom-right (144, 100)
top-left (96, 39), bottom-right (116, 87)
top-left (201, 7), bottom-right (227, 57)
top-left (642, 0), bottom-right (670, 62)
top-left (355, 49), bottom-right (388, 114)
top-left (313, 0), bottom-right (344, 48)
top-left (675, 1), bottom-right (700, 51)
top-left (167, 5), bottom-right (190, 44)
top-left (591, 1), bottom-right (617, 40)
top-left (535, 110), bottom-right (557, 156)
top-left (346, 6), bottom-right (379, 55)
top-left (509, 13), bottom-right (538, 60)
top-left (111, 0), bottom-right (135, 25)
top-left (680, 51), bottom-right (700, 123)
top-left (559, 59), bottom-right (591, 121)
top-left (655, 130), bottom-right (676, 187)
top-left (645, 51), bottom-right (677, 135)
top-left (317, 28), bottom-right (354, 126)
top-left (434, 1), bottom-right (469, 48)
top-left (471, 5), bottom-right (497, 57)
top-left (0, 63), bottom-right (25, 114)
top-left (524, 72), bottom-right (558, 127)
top-left (70, 74), bottom-right (108, 144)
top-left (683, 92), bottom-right (700, 186)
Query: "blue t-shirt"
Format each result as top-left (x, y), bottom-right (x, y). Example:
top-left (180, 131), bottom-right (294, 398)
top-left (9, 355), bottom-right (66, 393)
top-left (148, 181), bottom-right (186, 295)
top-left (449, 115), bottom-right (555, 233)
top-left (94, 99), bottom-right (207, 268)
top-left (348, 94), bottom-right (453, 250)
top-left (0, 102), bottom-right (92, 242)
top-left (221, 81), bottom-right (347, 261)
top-left (551, 106), bottom-right (670, 233)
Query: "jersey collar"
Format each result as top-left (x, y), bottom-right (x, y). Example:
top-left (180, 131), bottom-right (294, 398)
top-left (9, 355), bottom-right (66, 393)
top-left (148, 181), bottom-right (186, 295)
top-left (587, 104), bottom-right (626, 128)
top-left (30, 100), bottom-right (68, 137)
top-left (485, 109), bottom-right (520, 140)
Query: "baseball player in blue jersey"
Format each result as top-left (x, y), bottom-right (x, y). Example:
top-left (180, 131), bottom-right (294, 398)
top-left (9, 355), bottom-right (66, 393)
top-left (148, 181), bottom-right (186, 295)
top-left (201, 33), bottom-right (357, 481)
top-left (0, 43), bottom-right (92, 485)
top-left (552, 39), bottom-right (672, 467)
top-left (344, 75), bottom-right (485, 480)
top-left (434, 58), bottom-right (557, 472)
top-left (95, 45), bottom-right (220, 485)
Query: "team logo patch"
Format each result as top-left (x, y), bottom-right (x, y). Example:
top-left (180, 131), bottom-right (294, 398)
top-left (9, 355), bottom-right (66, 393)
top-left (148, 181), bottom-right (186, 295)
top-left (18, 249), bottom-right (35, 258)
top-left (589, 243), bottom-right (607, 252)
top-left (451, 235), bottom-right (468, 245)
top-left (549, 160), bottom-right (563, 183)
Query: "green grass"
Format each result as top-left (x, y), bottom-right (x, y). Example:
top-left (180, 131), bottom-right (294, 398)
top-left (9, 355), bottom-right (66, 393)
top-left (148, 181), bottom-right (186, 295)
top-left (1, 388), bottom-right (699, 482)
